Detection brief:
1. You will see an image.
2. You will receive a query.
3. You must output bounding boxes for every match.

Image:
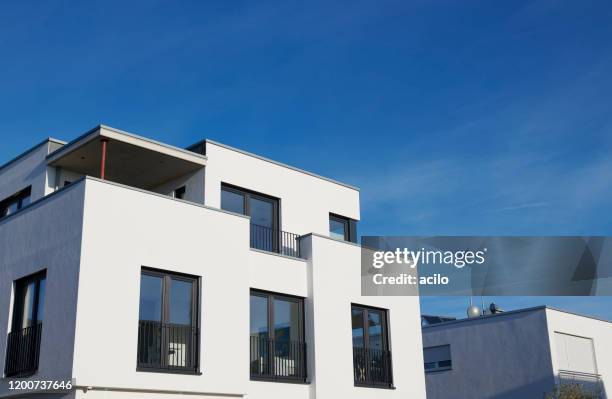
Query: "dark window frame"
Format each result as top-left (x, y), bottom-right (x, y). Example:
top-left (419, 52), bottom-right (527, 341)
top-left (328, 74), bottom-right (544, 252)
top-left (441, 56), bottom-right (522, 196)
top-left (11, 270), bottom-right (46, 333)
top-left (250, 289), bottom-right (307, 383)
top-left (137, 267), bottom-right (201, 374)
top-left (351, 304), bottom-right (390, 351)
top-left (329, 213), bottom-right (357, 243)
top-left (250, 289), bottom-right (305, 342)
top-left (423, 344), bottom-right (452, 373)
top-left (221, 183), bottom-right (280, 228)
top-left (5, 269), bottom-right (46, 377)
top-left (140, 268), bottom-right (199, 327)
top-left (222, 183), bottom-right (281, 252)
top-left (351, 303), bottom-right (394, 388)
top-left (1, 186), bottom-right (32, 219)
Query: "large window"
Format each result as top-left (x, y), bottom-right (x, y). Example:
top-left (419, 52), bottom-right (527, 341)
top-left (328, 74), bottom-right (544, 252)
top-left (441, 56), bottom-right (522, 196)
top-left (221, 184), bottom-right (280, 253)
top-left (424, 345), bottom-right (452, 372)
top-left (137, 268), bottom-right (200, 373)
top-left (351, 304), bottom-right (393, 388)
top-left (250, 290), bottom-right (306, 382)
top-left (0, 186), bottom-right (32, 219)
top-left (5, 270), bottom-right (46, 377)
top-left (329, 213), bottom-right (357, 243)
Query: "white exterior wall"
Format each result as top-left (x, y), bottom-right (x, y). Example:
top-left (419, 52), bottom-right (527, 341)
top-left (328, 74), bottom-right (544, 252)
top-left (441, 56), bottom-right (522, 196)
top-left (0, 140), bottom-right (64, 203)
top-left (72, 178), bottom-right (251, 398)
top-left (150, 168), bottom-right (206, 204)
top-left (248, 249), bottom-right (308, 297)
top-left (56, 168), bottom-right (86, 188)
top-left (0, 131), bottom-right (425, 399)
top-left (545, 308), bottom-right (612, 397)
top-left (203, 141), bottom-right (360, 237)
top-left (302, 234), bottom-right (427, 399)
top-left (0, 183), bottom-right (85, 396)
top-left (422, 309), bottom-right (555, 399)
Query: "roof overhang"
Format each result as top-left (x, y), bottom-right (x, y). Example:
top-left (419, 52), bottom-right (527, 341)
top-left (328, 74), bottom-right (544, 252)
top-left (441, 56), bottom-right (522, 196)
top-left (47, 125), bottom-right (206, 190)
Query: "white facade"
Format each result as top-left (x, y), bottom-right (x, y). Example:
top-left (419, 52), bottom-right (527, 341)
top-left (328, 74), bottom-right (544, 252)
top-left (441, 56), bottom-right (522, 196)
top-left (0, 125), bottom-right (426, 399)
top-left (422, 306), bottom-right (612, 399)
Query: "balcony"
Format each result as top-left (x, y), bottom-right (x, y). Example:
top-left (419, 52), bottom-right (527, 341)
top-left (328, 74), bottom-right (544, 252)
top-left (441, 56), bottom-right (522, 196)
top-left (558, 370), bottom-right (603, 397)
top-left (250, 224), bottom-right (302, 258)
top-left (4, 323), bottom-right (42, 377)
top-left (250, 336), bottom-right (307, 382)
top-left (47, 125), bottom-right (206, 195)
top-left (137, 321), bottom-right (199, 374)
top-left (353, 347), bottom-right (394, 388)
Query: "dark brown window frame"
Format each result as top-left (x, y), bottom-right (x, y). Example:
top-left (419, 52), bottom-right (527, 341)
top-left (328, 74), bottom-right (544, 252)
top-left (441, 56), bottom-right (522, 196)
top-left (329, 213), bottom-right (357, 243)
top-left (351, 303), bottom-right (394, 388)
top-left (5, 269), bottom-right (46, 377)
top-left (250, 289), bottom-right (308, 383)
top-left (137, 267), bottom-right (201, 374)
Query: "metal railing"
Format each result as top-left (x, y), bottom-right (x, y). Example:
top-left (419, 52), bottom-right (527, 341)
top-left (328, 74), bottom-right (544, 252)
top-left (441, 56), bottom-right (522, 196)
top-left (137, 321), bottom-right (199, 373)
top-left (4, 323), bottom-right (42, 377)
top-left (250, 224), bottom-right (302, 258)
top-left (557, 370), bottom-right (603, 398)
top-left (353, 347), bottom-right (393, 388)
top-left (250, 336), bottom-right (307, 382)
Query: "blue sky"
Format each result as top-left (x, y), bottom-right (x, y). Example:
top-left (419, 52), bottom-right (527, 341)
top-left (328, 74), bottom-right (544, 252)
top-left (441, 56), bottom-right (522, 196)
top-left (1, 1), bottom-right (612, 320)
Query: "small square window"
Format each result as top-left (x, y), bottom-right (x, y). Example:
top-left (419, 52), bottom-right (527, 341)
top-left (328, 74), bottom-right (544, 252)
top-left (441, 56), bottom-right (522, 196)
top-left (329, 213), bottom-right (357, 243)
top-left (423, 345), bottom-right (452, 372)
top-left (173, 186), bottom-right (186, 200)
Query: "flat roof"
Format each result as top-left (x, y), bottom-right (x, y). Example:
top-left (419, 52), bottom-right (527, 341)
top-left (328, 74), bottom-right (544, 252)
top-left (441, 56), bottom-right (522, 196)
top-left (3, 124), bottom-right (359, 191)
top-left (189, 138), bottom-right (360, 192)
top-left (422, 305), bottom-right (611, 330)
top-left (0, 137), bottom-right (66, 173)
top-left (47, 125), bottom-right (207, 165)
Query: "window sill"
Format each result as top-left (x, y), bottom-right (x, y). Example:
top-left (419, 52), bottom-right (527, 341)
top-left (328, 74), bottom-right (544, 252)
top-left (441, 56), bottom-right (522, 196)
top-left (425, 367), bottom-right (452, 373)
top-left (136, 367), bottom-right (202, 376)
top-left (354, 383), bottom-right (396, 390)
top-left (250, 376), bottom-right (310, 385)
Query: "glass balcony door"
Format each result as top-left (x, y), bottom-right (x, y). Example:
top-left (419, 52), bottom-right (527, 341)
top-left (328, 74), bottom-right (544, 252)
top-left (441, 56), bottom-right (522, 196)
top-left (250, 290), bottom-right (306, 382)
top-left (137, 269), bottom-right (199, 373)
top-left (221, 184), bottom-right (279, 253)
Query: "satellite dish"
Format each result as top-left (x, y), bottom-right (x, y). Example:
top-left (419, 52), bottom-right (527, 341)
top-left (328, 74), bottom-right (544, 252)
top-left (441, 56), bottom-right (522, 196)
top-left (467, 305), bottom-right (481, 318)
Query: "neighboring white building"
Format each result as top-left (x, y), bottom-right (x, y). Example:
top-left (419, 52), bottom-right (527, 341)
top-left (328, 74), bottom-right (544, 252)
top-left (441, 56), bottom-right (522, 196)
top-left (0, 125), bottom-right (426, 399)
top-left (422, 306), bottom-right (612, 399)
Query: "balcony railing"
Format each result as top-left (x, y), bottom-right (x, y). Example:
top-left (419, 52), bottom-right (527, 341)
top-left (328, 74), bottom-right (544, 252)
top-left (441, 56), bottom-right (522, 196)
top-left (558, 370), bottom-right (603, 397)
top-left (250, 224), bottom-right (302, 258)
top-left (353, 347), bottom-right (393, 388)
top-left (250, 336), bottom-right (307, 382)
top-left (137, 321), bottom-right (199, 373)
top-left (4, 323), bottom-right (42, 377)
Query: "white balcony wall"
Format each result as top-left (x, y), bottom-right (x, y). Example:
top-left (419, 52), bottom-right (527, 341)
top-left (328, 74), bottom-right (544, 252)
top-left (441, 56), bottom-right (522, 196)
top-left (150, 168), bottom-right (206, 204)
top-left (248, 249), bottom-right (308, 297)
top-left (73, 178), bottom-right (251, 397)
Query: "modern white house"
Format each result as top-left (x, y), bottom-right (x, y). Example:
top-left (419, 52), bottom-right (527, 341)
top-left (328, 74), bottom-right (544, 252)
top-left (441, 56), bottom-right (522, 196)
top-left (0, 125), bottom-right (426, 399)
top-left (422, 305), bottom-right (612, 399)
